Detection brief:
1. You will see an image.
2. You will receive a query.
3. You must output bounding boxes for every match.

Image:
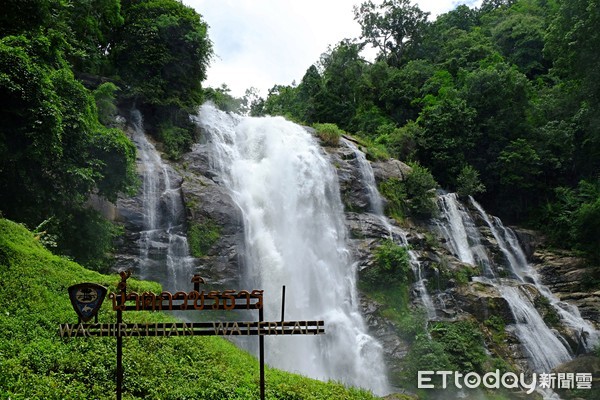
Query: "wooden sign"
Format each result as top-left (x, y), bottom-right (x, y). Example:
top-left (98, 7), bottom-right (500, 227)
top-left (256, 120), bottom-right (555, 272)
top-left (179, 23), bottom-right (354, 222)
top-left (59, 320), bottom-right (325, 338)
top-left (59, 271), bottom-right (325, 400)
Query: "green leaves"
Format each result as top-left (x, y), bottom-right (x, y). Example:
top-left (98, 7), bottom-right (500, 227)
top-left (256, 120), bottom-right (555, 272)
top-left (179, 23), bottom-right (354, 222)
top-left (354, 0), bottom-right (430, 66)
top-left (114, 0), bottom-right (212, 110)
top-left (0, 219), bottom-right (377, 399)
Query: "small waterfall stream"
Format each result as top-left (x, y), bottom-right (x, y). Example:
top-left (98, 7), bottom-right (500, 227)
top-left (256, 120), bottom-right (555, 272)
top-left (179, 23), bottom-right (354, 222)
top-left (340, 138), bottom-right (386, 218)
top-left (130, 110), bottom-right (194, 292)
top-left (434, 193), bottom-right (598, 373)
top-left (196, 104), bottom-right (389, 395)
top-left (341, 138), bottom-right (436, 319)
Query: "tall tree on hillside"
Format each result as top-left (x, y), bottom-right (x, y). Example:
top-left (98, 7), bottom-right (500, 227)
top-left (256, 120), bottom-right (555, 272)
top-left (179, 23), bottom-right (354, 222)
top-left (315, 40), bottom-right (367, 128)
top-left (545, 0), bottom-right (600, 179)
top-left (114, 0), bottom-right (212, 109)
top-left (354, 0), bottom-right (429, 66)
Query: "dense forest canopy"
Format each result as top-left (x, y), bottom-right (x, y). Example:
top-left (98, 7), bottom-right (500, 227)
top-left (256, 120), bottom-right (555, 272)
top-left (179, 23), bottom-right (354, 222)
top-left (249, 0), bottom-right (600, 266)
top-left (0, 0), bottom-right (212, 269)
top-left (0, 0), bottom-right (598, 273)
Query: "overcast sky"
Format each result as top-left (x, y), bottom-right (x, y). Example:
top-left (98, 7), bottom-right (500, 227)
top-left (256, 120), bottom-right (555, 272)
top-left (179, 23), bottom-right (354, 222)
top-left (183, 0), bottom-right (483, 98)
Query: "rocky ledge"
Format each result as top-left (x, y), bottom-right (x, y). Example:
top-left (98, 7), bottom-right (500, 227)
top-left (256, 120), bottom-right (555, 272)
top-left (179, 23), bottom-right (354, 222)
top-left (532, 248), bottom-right (600, 327)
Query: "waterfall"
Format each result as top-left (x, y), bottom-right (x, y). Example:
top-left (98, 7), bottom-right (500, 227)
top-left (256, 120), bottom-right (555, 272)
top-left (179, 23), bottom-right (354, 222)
top-left (434, 193), bottom-right (599, 372)
top-left (130, 110), bottom-right (193, 292)
top-left (500, 285), bottom-right (571, 372)
top-left (341, 138), bottom-right (436, 318)
top-left (470, 196), bottom-right (599, 354)
top-left (434, 193), bottom-right (494, 277)
top-left (196, 104), bottom-right (389, 395)
top-left (340, 138), bottom-right (386, 217)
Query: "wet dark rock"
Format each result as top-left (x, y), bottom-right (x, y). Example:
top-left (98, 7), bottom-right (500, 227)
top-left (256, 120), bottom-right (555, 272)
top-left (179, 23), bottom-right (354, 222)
top-left (178, 143), bottom-right (244, 288)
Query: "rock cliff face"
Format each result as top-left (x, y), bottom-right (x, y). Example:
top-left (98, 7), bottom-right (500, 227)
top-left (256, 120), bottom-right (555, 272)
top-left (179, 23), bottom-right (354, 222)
top-left (532, 249), bottom-right (600, 325)
top-left (113, 118), bottom-right (599, 395)
top-left (178, 142), bottom-right (244, 288)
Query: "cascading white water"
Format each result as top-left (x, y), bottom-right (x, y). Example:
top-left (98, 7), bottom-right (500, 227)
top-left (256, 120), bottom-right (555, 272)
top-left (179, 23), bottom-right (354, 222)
top-left (435, 193), bottom-right (494, 277)
top-left (130, 110), bottom-right (193, 292)
top-left (341, 138), bottom-right (386, 217)
top-left (435, 193), bottom-right (599, 372)
top-left (341, 138), bottom-right (436, 318)
top-left (500, 285), bottom-right (572, 371)
top-left (196, 104), bottom-right (389, 395)
top-left (470, 196), bottom-right (599, 354)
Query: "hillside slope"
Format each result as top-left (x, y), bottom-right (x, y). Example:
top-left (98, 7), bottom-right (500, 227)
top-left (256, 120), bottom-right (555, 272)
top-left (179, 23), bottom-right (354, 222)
top-left (0, 219), bottom-right (380, 399)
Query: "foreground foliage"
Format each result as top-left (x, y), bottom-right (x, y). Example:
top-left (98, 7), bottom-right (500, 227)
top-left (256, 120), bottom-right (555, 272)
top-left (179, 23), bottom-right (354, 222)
top-left (0, 219), bottom-right (378, 399)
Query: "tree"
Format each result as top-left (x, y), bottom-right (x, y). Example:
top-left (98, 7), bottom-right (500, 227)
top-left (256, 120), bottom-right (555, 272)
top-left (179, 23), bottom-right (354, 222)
top-left (415, 85), bottom-right (477, 188)
top-left (492, 138), bottom-right (542, 218)
top-left (460, 62), bottom-right (531, 182)
top-left (545, 0), bottom-right (600, 180)
top-left (113, 0), bottom-right (212, 158)
top-left (354, 0), bottom-right (430, 66)
top-left (0, 35), bottom-right (136, 267)
top-left (314, 40), bottom-right (367, 129)
top-left (204, 84), bottom-right (243, 113)
top-left (491, 12), bottom-right (549, 78)
top-left (66, 0), bottom-right (124, 73)
top-left (296, 65), bottom-right (323, 123)
top-left (114, 0), bottom-right (212, 109)
top-left (456, 165), bottom-right (486, 198)
top-left (0, 0), bottom-right (53, 37)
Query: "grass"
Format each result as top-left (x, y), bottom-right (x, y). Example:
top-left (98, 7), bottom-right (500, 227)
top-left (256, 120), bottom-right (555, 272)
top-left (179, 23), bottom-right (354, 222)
top-left (0, 218), bottom-right (378, 399)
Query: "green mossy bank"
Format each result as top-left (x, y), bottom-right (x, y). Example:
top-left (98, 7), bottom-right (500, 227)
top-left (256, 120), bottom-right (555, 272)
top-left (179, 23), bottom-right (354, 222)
top-left (0, 219), bottom-right (379, 399)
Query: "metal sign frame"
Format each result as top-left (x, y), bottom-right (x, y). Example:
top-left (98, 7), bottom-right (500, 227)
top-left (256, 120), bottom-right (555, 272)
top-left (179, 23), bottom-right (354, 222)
top-left (59, 271), bottom-right (325, 400)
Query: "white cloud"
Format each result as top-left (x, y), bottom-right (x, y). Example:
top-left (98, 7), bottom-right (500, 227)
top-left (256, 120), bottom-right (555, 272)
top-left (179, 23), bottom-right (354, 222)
top-left (185, 0), bottom-right (482, 97)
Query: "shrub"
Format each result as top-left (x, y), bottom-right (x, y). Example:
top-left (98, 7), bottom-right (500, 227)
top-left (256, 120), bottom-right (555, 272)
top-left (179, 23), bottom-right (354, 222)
top-left (456, 164), bottom-right (485, 198)
top-left (403, 162), bottom-right (439, 218)
top-left (313, 123), bottom-right (344, 146)
top-left (400, 334), bottom-right (453, 389)
top-left (378, 162), bottom-right (439, 220)
top-left (362, 239), bottom-right (411, 288)
top-left (429, 320), bottom-right (488, 373)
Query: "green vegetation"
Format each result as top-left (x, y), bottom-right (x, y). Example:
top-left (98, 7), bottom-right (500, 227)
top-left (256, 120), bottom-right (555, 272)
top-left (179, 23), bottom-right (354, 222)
top-left (378, 163), bottom-right (438, 221)
top-left (362, 239), bottom-right (412, 289)
top-left (113, 0), bottom-right (212, 159)
top-left (533, 294), bottom-right (561, 327)
top-left (484, 315), bottom-right (507, 346)
top-left (1, 0), bottom-right (213, 270)
top-left (250, 0), bottom-right (600, 271)
top-left (313, 123), bottom-right (345, 146)
top-left (188, 219), bottom-right (221, 258)
top-left (429, 260), bottom-right (480, 291)
top-left (0, 219), bottom-right (377, 399)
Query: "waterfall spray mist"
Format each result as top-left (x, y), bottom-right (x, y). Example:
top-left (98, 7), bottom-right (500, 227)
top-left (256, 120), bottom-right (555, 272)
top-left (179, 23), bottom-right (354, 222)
top-left (195, 104), bottom-right (389, 395)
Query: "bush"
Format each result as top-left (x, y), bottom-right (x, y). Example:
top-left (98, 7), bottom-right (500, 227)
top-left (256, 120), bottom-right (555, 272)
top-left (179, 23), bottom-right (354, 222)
top-left (313, 123), bottom-right (344, 146)
top-left (378, 162), bottom-right (438, 220)
top-left (456, 164), bottom-right (485, 198)
top-left (378, 178), bottom-right (406, 220)
top-left (375, 122), bottom-right (418, 162)
top-left (93, 82), bottom-right (120, 126)
top-left (362, 239), bottom-right (411, 288)
top-left (400, 334), bottom-right (452, 389)
top-left (429, 320), bottom-right (488, 373)
top-left (403, 162), bottom-right (439, 218)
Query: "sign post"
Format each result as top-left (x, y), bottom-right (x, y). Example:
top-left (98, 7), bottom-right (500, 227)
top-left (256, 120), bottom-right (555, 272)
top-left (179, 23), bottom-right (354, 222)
top-left (60, 272), bottom-right (325, 400)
